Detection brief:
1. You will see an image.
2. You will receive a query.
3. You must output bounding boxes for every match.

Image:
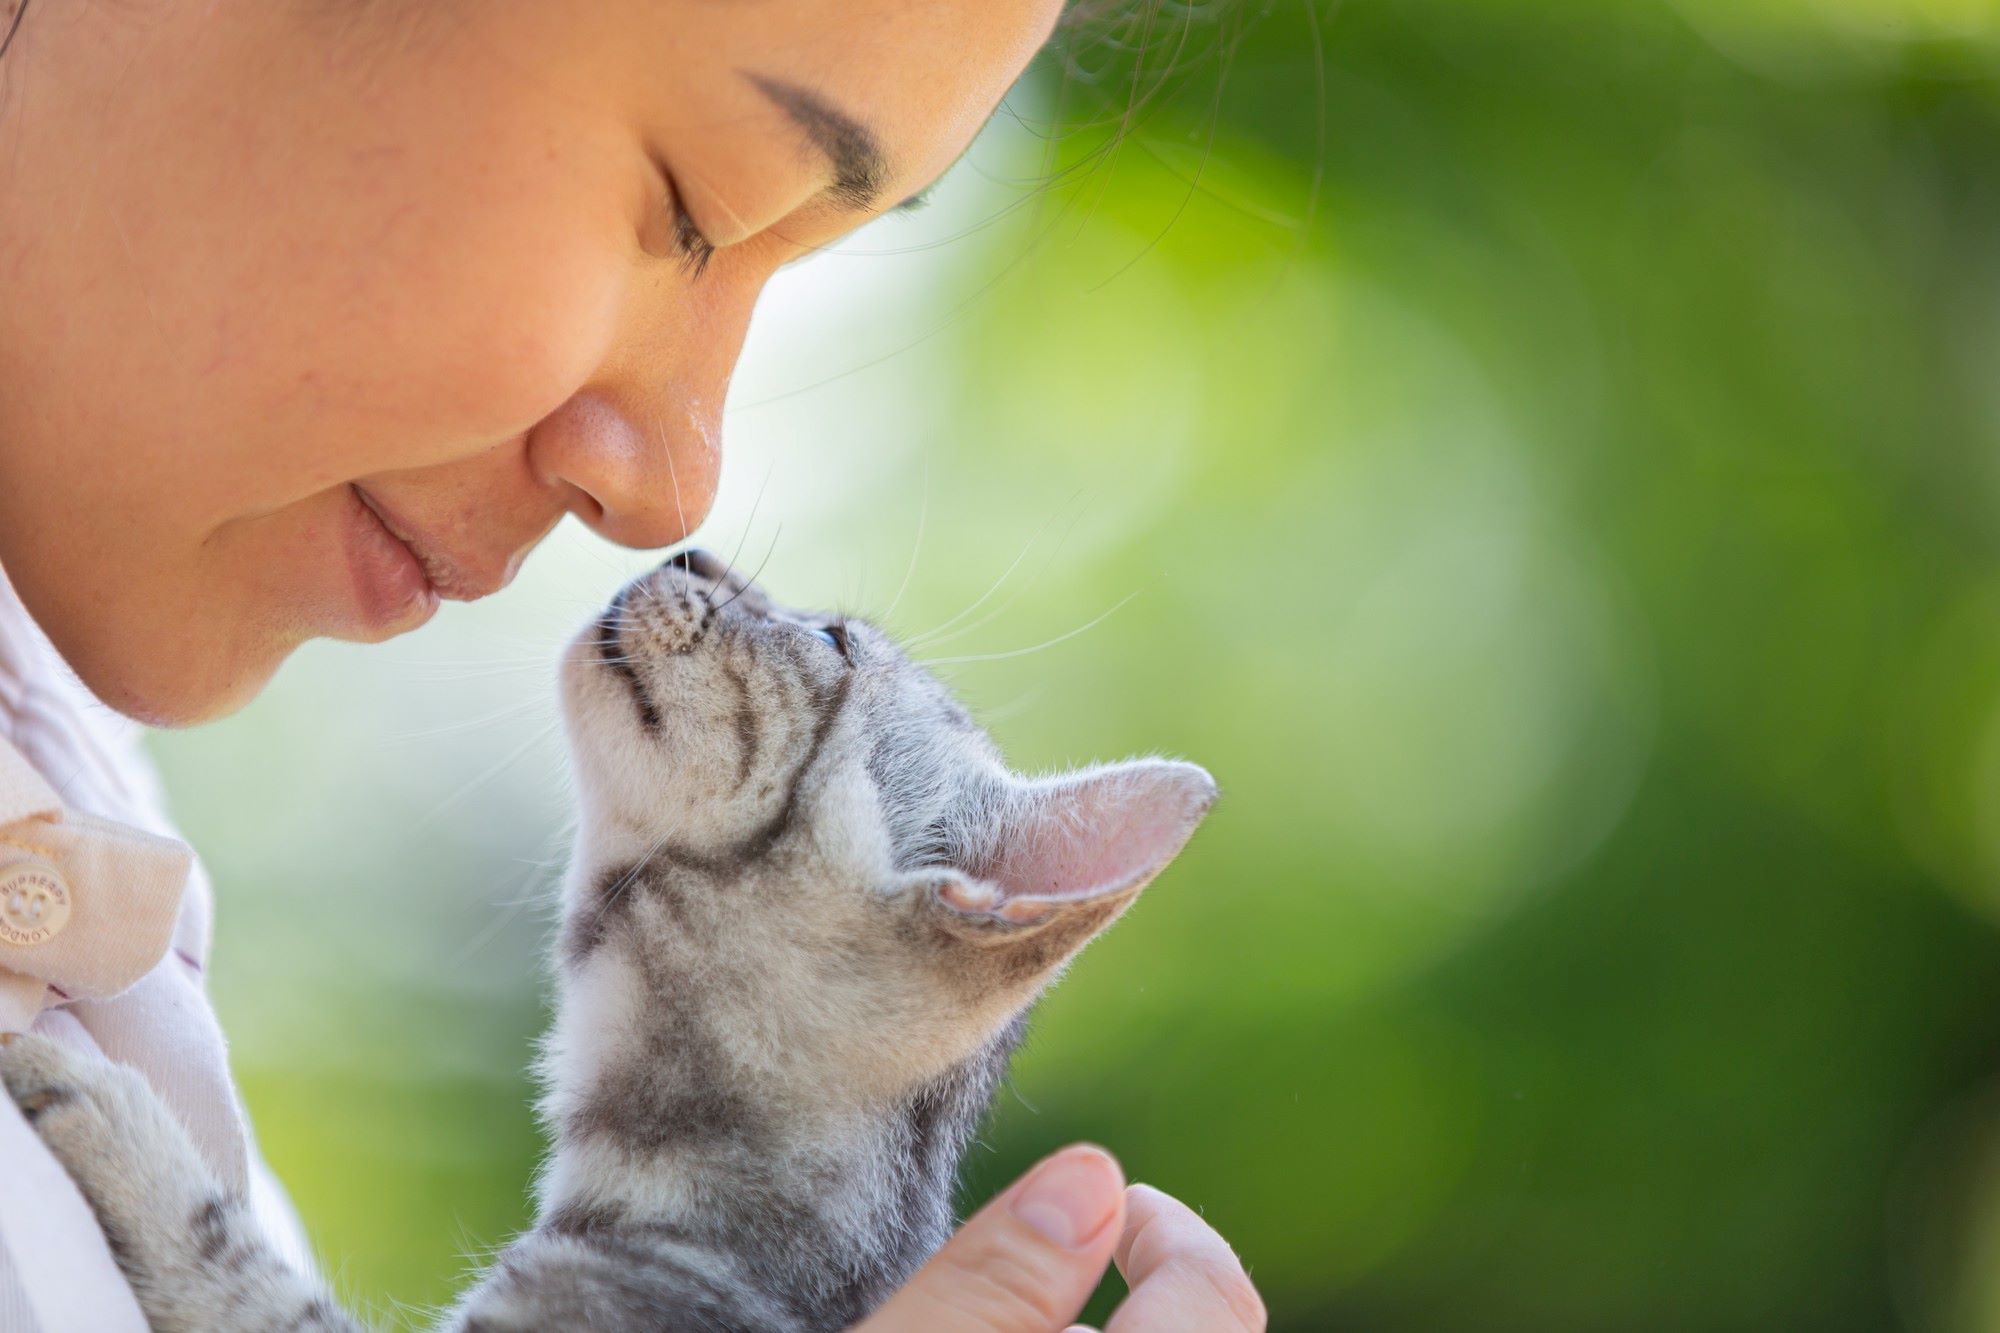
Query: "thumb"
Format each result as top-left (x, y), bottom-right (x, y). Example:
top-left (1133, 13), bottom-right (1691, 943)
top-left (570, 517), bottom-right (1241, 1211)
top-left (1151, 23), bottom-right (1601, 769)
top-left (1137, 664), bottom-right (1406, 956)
top-left (858, 1145), bottom-right (1127, 1332)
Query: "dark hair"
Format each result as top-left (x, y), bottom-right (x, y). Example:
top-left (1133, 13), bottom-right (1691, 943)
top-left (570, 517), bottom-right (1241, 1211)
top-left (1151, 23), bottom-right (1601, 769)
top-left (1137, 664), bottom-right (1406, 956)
top-left (0, 0), bottom-right (26, 64)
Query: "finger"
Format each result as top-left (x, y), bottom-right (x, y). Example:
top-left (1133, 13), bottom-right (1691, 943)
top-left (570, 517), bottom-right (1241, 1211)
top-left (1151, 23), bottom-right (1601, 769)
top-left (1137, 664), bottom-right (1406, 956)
top-left (1104, 1185), bottom-right (1265, 1333)
top-left (857, 1144), bottom-right (1127, 1333)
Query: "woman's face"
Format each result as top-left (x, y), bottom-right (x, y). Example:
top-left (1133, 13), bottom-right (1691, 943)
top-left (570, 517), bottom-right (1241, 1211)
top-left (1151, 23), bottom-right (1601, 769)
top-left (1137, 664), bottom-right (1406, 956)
top-left (0, 0), bottom-right (1061, 724)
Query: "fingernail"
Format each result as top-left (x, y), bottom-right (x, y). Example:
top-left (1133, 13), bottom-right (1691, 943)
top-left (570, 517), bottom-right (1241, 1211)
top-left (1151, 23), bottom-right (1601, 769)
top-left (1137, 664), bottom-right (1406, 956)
top-left (1012, 1145), bottom-right (1123, 1249)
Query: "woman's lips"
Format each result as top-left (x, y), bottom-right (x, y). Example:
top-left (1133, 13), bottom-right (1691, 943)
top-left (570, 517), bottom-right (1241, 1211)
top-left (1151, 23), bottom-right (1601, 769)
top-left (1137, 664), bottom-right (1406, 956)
top-left (351, 484), bottom-right (519, 603)
top-left (344, 485), bottom-right (439, 633)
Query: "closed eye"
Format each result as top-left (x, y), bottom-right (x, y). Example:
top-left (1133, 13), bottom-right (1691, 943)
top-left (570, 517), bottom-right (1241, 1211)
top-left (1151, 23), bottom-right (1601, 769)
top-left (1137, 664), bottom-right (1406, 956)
top-left (644, 156), bottom-right (717, 278)
top-left (671, 207), bottom-right (716, 277)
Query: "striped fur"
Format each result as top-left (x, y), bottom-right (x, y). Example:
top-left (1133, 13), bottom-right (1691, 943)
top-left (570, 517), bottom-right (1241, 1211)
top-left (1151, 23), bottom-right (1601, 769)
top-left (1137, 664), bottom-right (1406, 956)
top-left (0, 551), bottom-right (1215, 1330)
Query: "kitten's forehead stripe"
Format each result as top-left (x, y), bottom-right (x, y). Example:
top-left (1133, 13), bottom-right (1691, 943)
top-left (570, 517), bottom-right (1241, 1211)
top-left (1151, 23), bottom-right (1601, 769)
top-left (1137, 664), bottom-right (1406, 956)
top-left (563, 669), bottom-right (855, 964)
top-left (721, 661), bottom-right (759, 792)
top-left (720, 671), bottom-right (855, 869)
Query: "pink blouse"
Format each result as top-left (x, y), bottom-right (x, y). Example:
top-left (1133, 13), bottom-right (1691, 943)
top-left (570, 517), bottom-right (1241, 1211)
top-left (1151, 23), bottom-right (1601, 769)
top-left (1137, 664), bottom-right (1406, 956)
top-left (0, 566), bottom-right (310, 1331)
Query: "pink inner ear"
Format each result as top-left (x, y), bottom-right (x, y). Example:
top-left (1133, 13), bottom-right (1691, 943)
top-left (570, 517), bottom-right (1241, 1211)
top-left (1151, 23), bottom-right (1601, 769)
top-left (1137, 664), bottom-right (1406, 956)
top-left (989, 761), bottom-right (1217, 903)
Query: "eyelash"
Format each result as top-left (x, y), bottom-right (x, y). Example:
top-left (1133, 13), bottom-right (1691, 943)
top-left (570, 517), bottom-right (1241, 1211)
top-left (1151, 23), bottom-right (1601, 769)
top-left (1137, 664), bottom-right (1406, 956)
top-left (671, 205), bottom-right (716, 279)
top-left (650, 156), bottom-right (716, 278)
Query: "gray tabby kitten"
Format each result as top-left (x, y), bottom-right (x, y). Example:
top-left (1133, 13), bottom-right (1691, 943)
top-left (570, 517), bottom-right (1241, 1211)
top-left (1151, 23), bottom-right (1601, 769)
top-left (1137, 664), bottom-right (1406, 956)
top-left (0, 548), bottom-right (1215, 1332)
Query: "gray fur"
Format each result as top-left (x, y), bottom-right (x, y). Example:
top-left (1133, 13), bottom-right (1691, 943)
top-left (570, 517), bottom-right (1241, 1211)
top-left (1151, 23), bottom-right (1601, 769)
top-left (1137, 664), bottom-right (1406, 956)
top-left (0, 552), bottom-right (1216, 1331)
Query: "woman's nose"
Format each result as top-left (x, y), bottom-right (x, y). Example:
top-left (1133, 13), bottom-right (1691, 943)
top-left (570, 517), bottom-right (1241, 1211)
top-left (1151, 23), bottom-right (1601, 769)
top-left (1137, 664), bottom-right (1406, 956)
top-left (525, 275), bottom-right (756, 551)
top-left (525, 389), bottom-right (721, 550)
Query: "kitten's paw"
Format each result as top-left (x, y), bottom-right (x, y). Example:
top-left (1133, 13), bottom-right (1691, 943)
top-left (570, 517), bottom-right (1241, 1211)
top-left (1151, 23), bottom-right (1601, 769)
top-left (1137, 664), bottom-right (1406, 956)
top-left (0, 1033), bottom-right (223, 1261)
top-left (2, 1036), bottom-right (344, 1332)
top-left (0, 1030), bottom-right (127, 1132)
top-left (1, 1033), bottom-right (203, 1181)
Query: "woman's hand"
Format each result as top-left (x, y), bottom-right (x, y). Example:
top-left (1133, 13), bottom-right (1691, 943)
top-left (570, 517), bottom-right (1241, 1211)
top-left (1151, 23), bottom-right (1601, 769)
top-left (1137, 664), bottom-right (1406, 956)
top-left (858, 1145), bottom-right (1266, 1333)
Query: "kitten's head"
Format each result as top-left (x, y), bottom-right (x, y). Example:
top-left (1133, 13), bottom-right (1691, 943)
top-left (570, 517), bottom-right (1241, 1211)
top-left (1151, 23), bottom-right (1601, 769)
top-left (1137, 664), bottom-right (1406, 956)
top-left (556, 549), bottom-right (1215, 1099)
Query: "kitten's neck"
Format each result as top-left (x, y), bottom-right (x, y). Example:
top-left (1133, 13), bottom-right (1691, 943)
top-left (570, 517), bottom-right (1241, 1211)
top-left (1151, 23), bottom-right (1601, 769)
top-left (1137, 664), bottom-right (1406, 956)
top-left (536, 918), bottom-right (1024, 1324)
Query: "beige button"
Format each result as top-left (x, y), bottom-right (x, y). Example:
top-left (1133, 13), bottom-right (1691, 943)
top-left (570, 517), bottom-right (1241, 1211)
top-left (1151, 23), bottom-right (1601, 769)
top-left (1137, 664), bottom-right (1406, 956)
top-left (0, 859), bottom-right (70, 948)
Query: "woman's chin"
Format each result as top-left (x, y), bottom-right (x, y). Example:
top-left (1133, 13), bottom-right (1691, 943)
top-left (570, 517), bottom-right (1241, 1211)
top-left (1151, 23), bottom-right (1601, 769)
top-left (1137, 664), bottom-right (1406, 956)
top-left (14, 486), bottom-right (454, 726)
top-left (53, 597), bottom-right (309, 726)
top-left (78, 642), bottom-right (290, 729)
top-left (54, 585), bottom-right (446, 728)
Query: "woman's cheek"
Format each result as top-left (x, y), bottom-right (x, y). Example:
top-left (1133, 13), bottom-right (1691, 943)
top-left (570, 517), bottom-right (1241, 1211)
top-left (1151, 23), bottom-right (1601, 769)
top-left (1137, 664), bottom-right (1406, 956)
top-left (312, 227), bottom-right (634, 468)
top-left (443, 247), bottom-right (632, 441)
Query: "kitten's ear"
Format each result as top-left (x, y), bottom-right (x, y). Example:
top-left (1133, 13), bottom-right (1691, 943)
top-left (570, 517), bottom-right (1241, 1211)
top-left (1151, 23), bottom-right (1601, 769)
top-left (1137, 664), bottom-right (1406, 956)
top-left (993, 758), bottom-right (1218, 904)
top-left (915, 759), bottom-right (1217, 948)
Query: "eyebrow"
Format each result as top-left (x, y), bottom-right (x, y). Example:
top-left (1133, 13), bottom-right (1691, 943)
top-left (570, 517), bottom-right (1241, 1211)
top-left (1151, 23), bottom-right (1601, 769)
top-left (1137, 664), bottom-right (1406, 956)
top-left (745, 72), bottom-right (901, 214)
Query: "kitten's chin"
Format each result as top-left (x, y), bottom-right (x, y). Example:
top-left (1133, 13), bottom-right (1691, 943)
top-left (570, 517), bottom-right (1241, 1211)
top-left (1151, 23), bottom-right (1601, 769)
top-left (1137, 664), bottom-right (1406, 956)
top-left (556, 627), bottom-right (698, 844)
top-left (556, 633), bottom-right (638, 800)
top-left (555, 633), bottom-right (604, 749)
top-left (556, 624), bottom-right (603, 714)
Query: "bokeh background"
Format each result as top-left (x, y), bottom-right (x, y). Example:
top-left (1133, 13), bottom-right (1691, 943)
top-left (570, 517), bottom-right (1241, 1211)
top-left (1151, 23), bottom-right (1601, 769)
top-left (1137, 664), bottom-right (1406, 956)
top-left (145, 1), bottom-right (2000, 1327)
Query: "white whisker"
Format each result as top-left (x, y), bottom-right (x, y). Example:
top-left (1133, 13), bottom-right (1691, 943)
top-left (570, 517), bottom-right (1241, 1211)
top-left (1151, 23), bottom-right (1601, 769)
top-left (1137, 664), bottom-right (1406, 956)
top-left (413, 721), bottom-right (561, 832)
top-left (387, 697), bottom-right (554, 746)
top-left (879, 468), bottom-right (928, 627)
top-left (906, 495), bottom-right (1085, 650)
top-left (918, 592), bottom-right (1139, 668)
top-left (655, 407), bottom-right (691, 542)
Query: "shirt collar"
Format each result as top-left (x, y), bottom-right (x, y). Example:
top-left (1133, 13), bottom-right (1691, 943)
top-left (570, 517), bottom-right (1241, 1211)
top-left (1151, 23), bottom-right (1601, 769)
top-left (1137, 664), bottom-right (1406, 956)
top-left (0, 734), bottom-right (192, 1030)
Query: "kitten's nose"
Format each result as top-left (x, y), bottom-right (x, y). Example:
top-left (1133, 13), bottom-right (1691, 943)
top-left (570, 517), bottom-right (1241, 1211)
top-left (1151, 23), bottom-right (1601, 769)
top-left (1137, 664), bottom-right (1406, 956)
top-left (661, 548), bottom-right (732, 584)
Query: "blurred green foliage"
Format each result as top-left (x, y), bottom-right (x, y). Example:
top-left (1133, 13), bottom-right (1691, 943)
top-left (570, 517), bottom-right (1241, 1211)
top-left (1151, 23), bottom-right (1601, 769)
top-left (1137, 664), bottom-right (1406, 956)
top-left (148, 1), bottom-right (2000, 1328)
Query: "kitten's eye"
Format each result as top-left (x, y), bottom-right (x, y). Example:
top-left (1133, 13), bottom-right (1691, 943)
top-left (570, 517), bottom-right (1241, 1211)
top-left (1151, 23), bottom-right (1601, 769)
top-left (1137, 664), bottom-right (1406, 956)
top-left (807, 622), bottom-right (852, 660)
